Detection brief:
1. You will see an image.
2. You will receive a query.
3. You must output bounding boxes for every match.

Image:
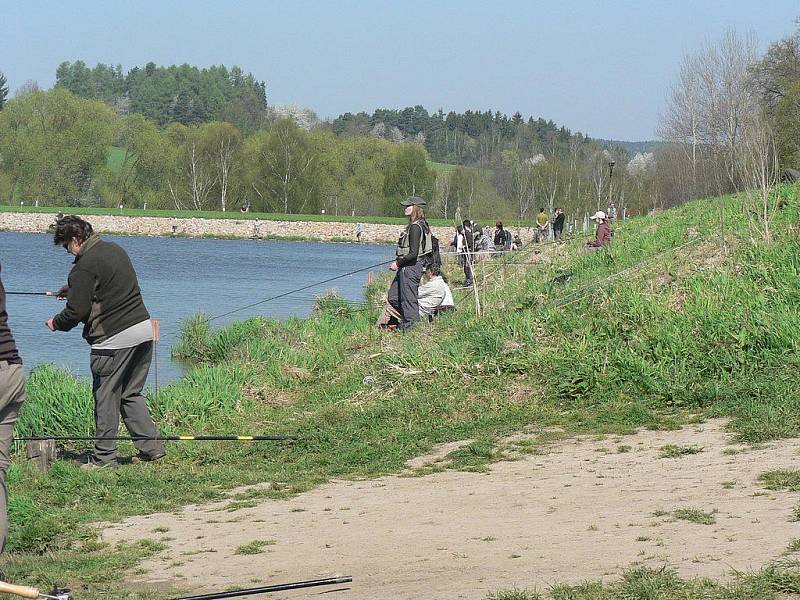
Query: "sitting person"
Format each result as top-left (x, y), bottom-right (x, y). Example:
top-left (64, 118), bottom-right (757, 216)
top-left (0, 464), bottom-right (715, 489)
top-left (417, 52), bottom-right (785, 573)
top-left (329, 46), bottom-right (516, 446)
top-left (585, 211), bottom-right (612, 250)
top-left (417, 265), bottom-right (455, 319)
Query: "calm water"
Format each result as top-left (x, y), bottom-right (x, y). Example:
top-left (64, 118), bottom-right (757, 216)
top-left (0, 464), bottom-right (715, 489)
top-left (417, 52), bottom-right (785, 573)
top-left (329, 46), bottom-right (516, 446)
top-left (1, 232), bottom-right (393, 385)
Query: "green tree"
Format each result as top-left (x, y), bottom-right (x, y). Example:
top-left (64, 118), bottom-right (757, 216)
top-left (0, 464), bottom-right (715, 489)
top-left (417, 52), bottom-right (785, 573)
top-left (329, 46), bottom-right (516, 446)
top-left (165, 123), bottom-right (218, 210)
top-left (198, 121), bottom-right (243, 211)
top-left (320, 135), bottom-right (396, 216)
top-left (246, 119), bottom-right (322, 214)
top-left (0, 89), bottom-right (117, 205)
top-left (382, 143), bottom-right (435, 214)
top-left (99, 114), bottom-right (175, 208)
top-left (776, 81), bottom-right (800, 168)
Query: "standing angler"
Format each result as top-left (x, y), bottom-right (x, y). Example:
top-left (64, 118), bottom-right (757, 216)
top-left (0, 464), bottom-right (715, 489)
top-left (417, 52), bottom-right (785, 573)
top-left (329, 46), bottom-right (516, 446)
top-left (46, 216), bottom-right (165, 469)
top-left (0, 264), bottom-right (25, 552)
top-left (388, 196), bottom-right (433, 332)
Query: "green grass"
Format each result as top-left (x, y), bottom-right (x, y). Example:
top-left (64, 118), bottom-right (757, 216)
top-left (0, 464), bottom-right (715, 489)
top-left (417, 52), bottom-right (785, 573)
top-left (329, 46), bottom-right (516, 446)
top-left (673, 508), bottom-right (716, 525)
top-left (3, 184), bottom-right (800, 597)
top-left (489, 563), bottom-right (800, 599)
top-left (233, 539), bottom-right (276, 555)
top-left (759, 470), bottom-right (800, 492)
top-left (428, 160), bottom-right (460, 172)
top-left (106, 146), bottom-right (128, 171)
top-left (658, 444), bottom-right (703, 458)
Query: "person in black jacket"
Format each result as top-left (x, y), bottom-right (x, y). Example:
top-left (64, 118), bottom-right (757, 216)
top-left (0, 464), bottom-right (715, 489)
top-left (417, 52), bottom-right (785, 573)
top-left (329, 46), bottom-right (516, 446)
top-left (494, 220), bottom-right (511, 251)
top-left (388, 197), bottom-right (433, 332)
top-left (0, 265), bottom-right (24, 553)
top-left (461, 220), bottom-right (475, 287)
top-left (46, 216), bottom-right (165, 469)
top-left (552, 208), bottom-right (566, 241)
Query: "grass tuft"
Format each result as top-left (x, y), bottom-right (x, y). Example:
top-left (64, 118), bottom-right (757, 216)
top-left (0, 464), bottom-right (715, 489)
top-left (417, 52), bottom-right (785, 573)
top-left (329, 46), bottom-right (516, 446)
top-left (673, 508), bottom-right (716, 525)
top-left (658, 444), bottom-right (703, 458)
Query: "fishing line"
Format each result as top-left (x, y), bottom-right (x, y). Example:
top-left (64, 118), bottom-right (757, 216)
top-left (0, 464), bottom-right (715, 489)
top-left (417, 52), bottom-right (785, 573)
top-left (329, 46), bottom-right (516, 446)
top-left (207, 259), bottom-right (393, 322)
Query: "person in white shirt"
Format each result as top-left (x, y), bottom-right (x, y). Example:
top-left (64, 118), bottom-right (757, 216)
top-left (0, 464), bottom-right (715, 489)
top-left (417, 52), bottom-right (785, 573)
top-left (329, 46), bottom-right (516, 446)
top-left (418, 266), bottom-right (455, 319)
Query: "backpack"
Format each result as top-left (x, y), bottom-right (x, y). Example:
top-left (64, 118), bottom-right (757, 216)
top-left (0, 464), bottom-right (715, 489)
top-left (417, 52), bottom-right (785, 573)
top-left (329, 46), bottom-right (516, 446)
top-left (421, 222), bottom-right (442, 271)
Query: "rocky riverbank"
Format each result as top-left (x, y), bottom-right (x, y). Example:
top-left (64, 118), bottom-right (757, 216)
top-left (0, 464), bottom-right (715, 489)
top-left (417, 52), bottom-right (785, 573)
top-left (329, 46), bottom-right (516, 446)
top-left (0, 211), bottom-right (539, 244)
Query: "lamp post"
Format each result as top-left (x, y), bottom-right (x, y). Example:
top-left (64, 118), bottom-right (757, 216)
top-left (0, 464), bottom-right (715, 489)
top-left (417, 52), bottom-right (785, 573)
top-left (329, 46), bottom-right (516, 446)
top-left (608, 160), bottom-right (616, 213)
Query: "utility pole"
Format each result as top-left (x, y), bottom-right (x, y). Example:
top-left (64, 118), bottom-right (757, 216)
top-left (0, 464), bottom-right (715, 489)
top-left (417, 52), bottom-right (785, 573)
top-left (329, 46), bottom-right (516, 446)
top-left (608, 160), bottom-right (616, 212)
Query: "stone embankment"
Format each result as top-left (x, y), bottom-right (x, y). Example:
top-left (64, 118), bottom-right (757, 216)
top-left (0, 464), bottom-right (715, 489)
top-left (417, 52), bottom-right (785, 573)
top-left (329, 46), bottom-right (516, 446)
top-left (0, 212), bottom-right (539, 244)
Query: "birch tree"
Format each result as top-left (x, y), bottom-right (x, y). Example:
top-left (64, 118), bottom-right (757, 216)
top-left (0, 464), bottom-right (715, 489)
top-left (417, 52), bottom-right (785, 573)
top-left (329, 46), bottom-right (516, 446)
top-left (200, 121), bottom-right (242, 212)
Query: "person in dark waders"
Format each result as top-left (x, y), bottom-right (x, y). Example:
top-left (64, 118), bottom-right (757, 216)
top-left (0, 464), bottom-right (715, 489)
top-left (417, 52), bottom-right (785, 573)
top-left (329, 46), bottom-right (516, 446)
top-left (387, 196), bottom-right (433, 332)
top-left (46, 216), bottom-right (166, 469)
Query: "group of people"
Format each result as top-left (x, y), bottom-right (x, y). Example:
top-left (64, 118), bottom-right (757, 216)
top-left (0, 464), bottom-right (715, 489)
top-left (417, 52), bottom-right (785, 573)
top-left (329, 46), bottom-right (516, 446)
top-left (0, 215), bottom-right (165, 553)
top-left (385, 197), bottom-right (615, 330)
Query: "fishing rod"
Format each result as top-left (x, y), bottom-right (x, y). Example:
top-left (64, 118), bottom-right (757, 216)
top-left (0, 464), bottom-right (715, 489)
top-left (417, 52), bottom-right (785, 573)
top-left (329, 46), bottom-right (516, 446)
top-left (0, 581), bottom-right (70, 599)
top-left (16, 434), bottom-right (297, 442)
top-left (0, 576), bottom-right (353, 600)
top-left (6, 291), bottom-right (59, 296)
top-left (170, 576), bottom-right (353, 600)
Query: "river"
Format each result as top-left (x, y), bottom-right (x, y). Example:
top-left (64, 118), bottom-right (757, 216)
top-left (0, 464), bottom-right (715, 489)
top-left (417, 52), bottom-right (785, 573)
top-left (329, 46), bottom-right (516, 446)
top-left (1, 232), bottom-right (393, 385)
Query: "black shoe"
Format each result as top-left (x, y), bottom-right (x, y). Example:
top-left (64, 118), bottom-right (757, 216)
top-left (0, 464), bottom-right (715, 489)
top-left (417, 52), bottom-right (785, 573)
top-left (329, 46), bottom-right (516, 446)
top-left (131, 451), bottom-right (166, 464)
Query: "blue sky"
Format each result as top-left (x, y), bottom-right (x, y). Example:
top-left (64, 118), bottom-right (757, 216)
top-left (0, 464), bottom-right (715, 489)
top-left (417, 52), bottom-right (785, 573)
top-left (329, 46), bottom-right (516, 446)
top-left (2, 0), bottom-right (798, 140)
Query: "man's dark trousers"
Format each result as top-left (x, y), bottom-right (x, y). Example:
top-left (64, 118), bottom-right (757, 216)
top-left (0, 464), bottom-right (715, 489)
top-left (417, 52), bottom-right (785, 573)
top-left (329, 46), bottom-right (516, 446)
top-left (387, 261), bottom-right (423, 332)
top-left (0, 362), bottom-right (24, 553)
top-left (90, 341), bottom-right (164, 464)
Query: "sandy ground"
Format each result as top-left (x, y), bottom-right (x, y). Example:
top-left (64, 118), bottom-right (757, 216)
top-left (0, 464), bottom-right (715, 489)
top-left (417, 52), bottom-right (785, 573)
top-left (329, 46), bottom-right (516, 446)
top-left (103, 420), bottom-right (800, 599)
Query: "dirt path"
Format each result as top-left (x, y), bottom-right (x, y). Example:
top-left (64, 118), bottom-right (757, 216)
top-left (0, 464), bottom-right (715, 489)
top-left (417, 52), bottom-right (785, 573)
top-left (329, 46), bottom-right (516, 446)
top-left (103, 420), bottom-right (800, 599)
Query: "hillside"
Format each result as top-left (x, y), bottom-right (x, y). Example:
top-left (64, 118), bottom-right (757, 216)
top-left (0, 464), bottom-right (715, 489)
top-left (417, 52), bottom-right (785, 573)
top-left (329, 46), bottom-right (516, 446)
top-left (4, 184), bottom-right (800, 597)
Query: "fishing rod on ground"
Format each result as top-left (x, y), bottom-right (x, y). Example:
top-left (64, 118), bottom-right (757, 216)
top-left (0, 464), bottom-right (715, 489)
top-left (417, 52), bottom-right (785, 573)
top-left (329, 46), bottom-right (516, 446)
top-left (0, 581), bottom-right (70, 599)
top-left (0, 575), bottom-right (353, 600)
top-left (170, 576), bottom-right (353, 600)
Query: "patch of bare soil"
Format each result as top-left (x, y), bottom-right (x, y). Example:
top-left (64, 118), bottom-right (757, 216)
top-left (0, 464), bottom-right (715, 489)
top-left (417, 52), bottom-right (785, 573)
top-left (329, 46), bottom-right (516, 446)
top-left (103, 420), bottom-right (800, 599)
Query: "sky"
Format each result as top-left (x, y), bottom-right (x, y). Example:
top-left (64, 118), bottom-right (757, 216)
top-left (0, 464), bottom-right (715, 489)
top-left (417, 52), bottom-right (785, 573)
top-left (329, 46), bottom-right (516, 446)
top-left (2, 0), bottom-right (798, 141)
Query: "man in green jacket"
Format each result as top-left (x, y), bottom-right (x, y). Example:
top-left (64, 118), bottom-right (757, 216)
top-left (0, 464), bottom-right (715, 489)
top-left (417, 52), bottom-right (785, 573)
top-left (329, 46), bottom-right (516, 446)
top-left (46, 216), bottom-right (165, 469)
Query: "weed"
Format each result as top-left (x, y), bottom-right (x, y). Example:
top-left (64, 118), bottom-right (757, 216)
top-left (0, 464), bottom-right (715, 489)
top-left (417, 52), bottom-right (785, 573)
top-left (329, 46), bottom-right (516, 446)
top-left (658, 444), bottom-right (703, 458)
top-left (234, 540), bottom-right (276, 555)
top-left (759, 469), bottom-right (800, 492)
top-left (673, 508), bottom-right (716, 525)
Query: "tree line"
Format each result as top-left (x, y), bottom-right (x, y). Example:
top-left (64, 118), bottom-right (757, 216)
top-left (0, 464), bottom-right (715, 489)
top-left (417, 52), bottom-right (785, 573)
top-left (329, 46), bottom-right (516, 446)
top-left (0, 27), bottom-right (797, 223)
top-left (0, 85), bottom-right (644, 221)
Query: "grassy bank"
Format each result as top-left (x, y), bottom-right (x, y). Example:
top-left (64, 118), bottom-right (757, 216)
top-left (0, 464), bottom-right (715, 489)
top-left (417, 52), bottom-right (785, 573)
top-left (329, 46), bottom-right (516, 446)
top-left (3, 185), bottom-right (799, 596)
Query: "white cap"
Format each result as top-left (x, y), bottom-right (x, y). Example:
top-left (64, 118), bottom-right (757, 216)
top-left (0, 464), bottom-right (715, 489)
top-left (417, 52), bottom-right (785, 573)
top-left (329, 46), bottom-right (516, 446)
top-left (590, 211), bottom-right (607, 221)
